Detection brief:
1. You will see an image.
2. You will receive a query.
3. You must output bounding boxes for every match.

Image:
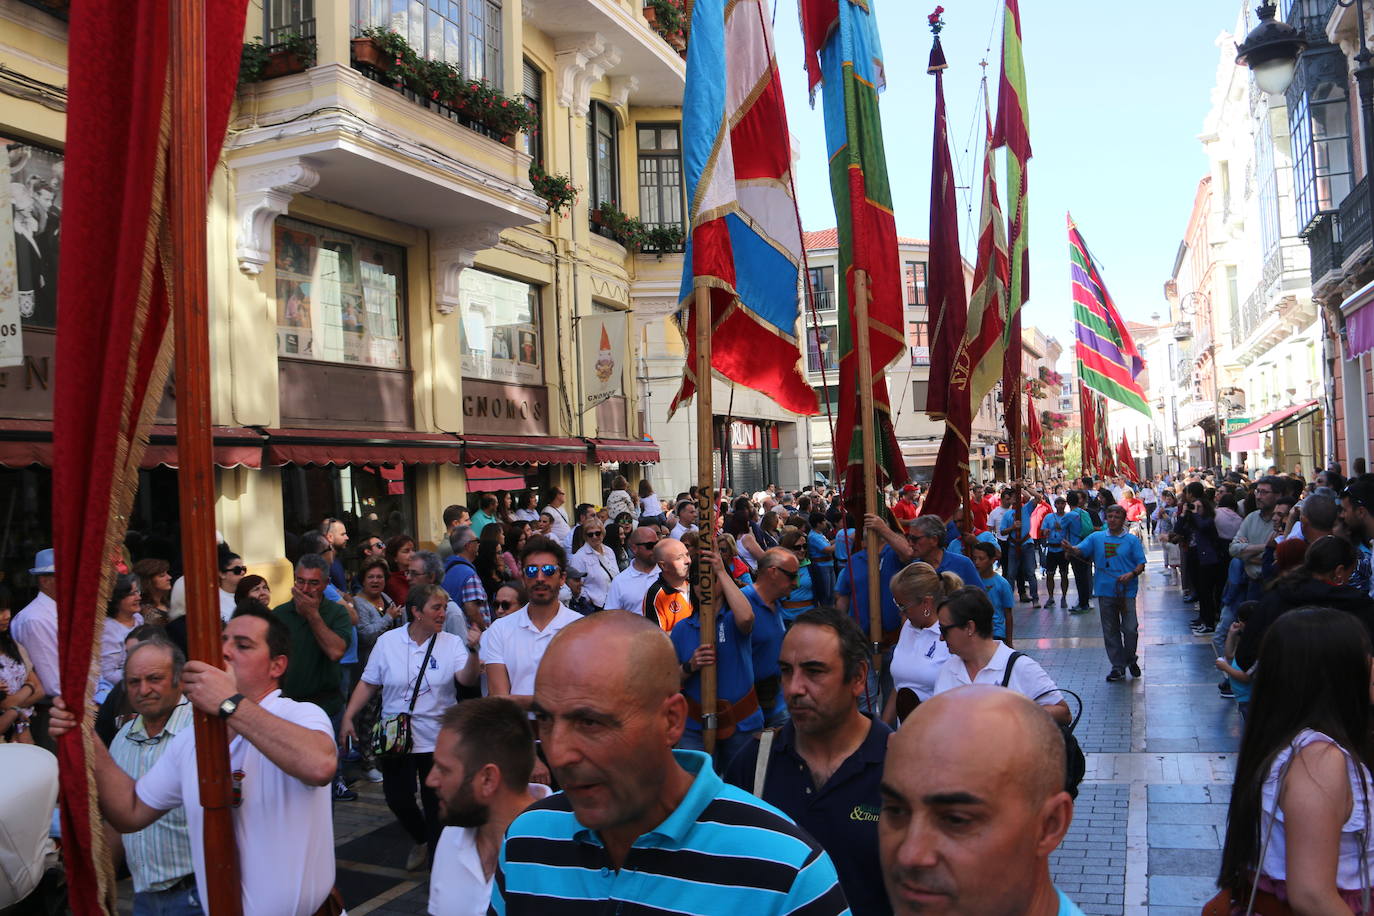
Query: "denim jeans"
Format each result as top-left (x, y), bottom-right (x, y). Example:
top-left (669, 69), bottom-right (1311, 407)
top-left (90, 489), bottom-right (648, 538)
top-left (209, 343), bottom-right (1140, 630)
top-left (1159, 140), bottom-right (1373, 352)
top-left (678, 727), bottom-right (758, 773)
top-left (133, 884), bottom-right (204, 916)
top-left (1007, 542), bottom-right (1039, 600)
top-left (1098, 595), bottom-right (1139, 671)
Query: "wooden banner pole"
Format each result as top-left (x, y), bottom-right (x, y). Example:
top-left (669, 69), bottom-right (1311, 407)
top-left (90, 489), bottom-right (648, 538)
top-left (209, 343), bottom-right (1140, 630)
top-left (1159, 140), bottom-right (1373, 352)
top-left (854, 271), bottom-right (883, 665)
top-left (694, 286), bottom-right (719, 756)
top-left (169, 3), bottom-right (242, 913)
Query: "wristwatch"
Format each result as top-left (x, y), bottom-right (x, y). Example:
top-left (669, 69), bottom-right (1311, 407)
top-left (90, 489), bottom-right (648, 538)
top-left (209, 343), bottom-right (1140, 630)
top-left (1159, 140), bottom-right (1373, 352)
top-left (218, 694), bottom-right (246, 718)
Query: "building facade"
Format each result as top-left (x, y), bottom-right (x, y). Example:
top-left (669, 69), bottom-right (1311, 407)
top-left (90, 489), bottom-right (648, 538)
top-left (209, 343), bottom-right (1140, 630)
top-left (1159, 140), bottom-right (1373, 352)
top-left (0, 0), bottom-right (687, 595)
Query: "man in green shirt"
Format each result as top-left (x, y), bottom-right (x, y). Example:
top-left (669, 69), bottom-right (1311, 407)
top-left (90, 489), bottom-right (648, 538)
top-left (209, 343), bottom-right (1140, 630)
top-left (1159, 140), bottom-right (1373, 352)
top-left (273, 554), bottom-right (351, 719)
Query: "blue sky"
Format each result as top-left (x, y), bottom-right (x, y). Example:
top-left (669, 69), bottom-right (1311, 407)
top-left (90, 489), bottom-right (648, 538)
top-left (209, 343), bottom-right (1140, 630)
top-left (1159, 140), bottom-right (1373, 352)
top-left (769, 0), bottom-right (1249, 364)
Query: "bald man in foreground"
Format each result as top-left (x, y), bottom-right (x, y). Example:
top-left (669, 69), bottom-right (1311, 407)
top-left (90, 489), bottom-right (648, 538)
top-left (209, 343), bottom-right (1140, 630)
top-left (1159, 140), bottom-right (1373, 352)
top-left (490, 610), bottom-right (851, 916)
top-left (879, 686), bottom-right (1084, 916)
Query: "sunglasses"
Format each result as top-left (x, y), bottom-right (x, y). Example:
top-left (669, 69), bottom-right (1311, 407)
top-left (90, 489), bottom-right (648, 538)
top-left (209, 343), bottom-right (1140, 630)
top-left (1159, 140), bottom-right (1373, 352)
top-left (585, 530), bottom-right (604, 537)
top-left (223, 566), bottom-right (247, 575)
top-left (365, 541), bottom-right (384, 550)
top-left (495, 600), bottom-right (517, 610)
top-left (634, 540), bottom-right (659, 549)
top-left (938, 622), bottom-right (966, 638)
top-left (524, 564), bottom-right (562, 579)
top-left (778, 567), bottom-right (800, 581)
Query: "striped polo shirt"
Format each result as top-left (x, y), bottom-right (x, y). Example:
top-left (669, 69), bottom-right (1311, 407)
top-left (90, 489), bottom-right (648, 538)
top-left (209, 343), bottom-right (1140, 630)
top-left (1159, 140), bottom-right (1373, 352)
top-left (110, 701), bottom-right (196, 892)
top-left (490, 749), bottom-right (851, 916)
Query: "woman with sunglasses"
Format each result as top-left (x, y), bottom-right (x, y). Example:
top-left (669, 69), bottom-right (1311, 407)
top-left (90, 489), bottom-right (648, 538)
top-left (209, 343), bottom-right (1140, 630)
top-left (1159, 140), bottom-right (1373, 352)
top-left (490, 581), bottom-right (527, 621)
top-left (931, 587), bottom-right (1071, 725)
top-left (883, 562), bottom-right (962, 725)
top-left (605, 513), bottom-right (634, 571)
top-left (341, 583), bottom-right (481, 871)
top-left (569, 519), bottom-right (619, 612)
top-left (777, 528), bottom-right (815, 625)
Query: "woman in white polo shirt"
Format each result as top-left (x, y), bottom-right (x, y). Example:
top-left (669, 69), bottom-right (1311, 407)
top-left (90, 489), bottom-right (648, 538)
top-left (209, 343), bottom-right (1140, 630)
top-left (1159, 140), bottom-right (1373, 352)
top-left (884, 562), bottom-right (962, 724)
top-left (932, 587), bottom-right (1071, 725)
top-left (341, 583), bottom-right (481, 871)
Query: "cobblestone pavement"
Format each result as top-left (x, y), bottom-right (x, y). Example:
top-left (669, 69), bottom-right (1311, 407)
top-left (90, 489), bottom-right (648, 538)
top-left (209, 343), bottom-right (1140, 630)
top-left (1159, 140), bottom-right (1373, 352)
top-left (1017, 543), bottom-right (1238, 915)
top-left (117, 544), bottom-right (1236, 915)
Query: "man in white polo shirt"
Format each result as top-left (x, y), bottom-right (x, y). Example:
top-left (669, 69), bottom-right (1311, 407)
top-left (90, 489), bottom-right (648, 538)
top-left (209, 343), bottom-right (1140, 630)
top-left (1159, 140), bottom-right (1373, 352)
top-left (49, 603), bottom-right (340, 916)
top-left (604, 526), bottom-right (662, 615)
top-left (480, 535), bottom-right (581, 705)
top-left (425, 698), bottom-right (551, 916)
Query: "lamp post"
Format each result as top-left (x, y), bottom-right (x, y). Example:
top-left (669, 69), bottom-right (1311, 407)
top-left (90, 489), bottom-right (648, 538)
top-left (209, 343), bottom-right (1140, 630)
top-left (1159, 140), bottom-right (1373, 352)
top-left (1238, 1), bottom-right (1374, 261)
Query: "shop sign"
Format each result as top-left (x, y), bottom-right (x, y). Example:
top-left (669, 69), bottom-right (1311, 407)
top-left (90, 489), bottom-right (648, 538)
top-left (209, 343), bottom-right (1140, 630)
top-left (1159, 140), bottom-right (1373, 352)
top-left (1225, 416), bottom-right (1251, 432)
top-left (462, 379), bottom-right (549, 436)
top-left (995, 441), bottom-right (1010, 458)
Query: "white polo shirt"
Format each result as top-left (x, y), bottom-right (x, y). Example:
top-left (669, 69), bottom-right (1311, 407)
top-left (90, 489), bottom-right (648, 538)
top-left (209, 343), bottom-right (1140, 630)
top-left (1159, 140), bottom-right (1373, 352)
top-left (604, 564), bottom-right (659, 615)
top-left (479, 604), bottom-right (581, 696)
top-left (569, 544), bottom-right (619, 608)
top-left (889, 621), bottom-right (951, 703)
top-left (932, 642), bottom-right (1064, 708)
top-left (136, 690), bottom-right (335, 916)
top-left (669, 522), bottom-right (697, 540)
top-left (427, 783), bottom-right (554, 916)
top-left (362, 627), bottom-right (469, 753)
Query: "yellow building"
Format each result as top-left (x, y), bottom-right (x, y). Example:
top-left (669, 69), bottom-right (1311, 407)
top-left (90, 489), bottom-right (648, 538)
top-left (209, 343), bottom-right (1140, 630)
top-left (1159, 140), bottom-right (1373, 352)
top-left (0, 0), bottom-right (687, 594)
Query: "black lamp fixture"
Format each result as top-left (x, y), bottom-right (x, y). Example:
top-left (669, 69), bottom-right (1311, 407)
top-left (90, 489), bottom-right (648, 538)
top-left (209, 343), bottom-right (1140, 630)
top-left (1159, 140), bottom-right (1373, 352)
top-left (1235, 2), bottom-right (1307, 94)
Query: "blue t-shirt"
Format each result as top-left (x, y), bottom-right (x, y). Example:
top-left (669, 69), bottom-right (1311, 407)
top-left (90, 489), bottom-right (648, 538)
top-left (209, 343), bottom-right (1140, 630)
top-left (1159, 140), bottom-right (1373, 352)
top-left (807, 530), bottom-right (832, 562)
top-left (1041, 512), bottom-right (1073, 553)
top-left (743, 583), bottom-right (786, 687)
top-left (998, 502), bottom-right (1038, 545)
top-left (1076, 530), bottom-right (1148, 597)
top-left (1057, 889), bottom-right (1086, 916)
top-left (979, 573), bottom-right (1015, 639)
top-left (835, 546), bottom-right (905, 633)
top-left (834, 528), bottom-right (856, 562)
top-left (671, 609), bottom-right (763, 735)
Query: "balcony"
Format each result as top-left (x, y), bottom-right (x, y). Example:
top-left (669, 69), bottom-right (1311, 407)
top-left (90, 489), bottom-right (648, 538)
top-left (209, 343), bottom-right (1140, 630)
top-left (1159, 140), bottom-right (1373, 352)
top-left (1283, 0), bottom-right (1335, 43)
top-left (808, 289), bottom-right (836, 312)
top-left (808, 351), bottom-right (839, 373)
top-left (910, 346), bottom-right (930, 367)
top-left (1306, 212), bottom-right (1342, 286)
top-left (1340, 176), bottom-right (1371, 269)
top-left (639, 222), bottom-right (686, 255)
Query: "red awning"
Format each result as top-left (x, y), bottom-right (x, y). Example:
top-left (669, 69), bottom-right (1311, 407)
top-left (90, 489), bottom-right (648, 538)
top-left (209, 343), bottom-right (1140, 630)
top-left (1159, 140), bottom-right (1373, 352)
top-left (262, 428), bottom-right (462, 466)
top-left (1226, 400), bottom-right (1319, 453)
top-left (462, 435), bottom-right (589, 466)
top-left (591, 437), bottom-right (661, 464)
top-left (465, 465), bottom-right (530, 492)
top-left (0, 420), bottom-right (264, 469)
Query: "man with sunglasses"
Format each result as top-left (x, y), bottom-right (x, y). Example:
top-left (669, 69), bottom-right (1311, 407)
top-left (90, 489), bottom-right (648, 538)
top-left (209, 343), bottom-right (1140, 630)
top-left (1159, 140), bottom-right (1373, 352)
top-left (742, 547), bottom-right (802, 727)
top-left (604, 527), bottom-right (661, 615)
top-left (480, 535), bottom-right (581, 707)
top-left (1229, 475), bottom-right (1283, 602)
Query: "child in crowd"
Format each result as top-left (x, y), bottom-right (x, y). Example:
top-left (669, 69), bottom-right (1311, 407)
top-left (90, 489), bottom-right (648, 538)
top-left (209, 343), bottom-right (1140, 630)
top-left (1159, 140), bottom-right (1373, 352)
top-left (1214, 601), bottom-right (1256, 720)
top-left (970, 541), bottom-right (1016, 646)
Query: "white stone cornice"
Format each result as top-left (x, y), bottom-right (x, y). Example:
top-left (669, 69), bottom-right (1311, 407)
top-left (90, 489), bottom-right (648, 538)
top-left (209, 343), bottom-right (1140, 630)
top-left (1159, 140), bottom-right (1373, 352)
top-left (432, 225), bottom-right (504, 314)
top-left (555, 34), bottom-right (622, 113)
top-left (232, 157), bottom-right (321, 274)
top-left (609, 75), bottom-right (639, 124)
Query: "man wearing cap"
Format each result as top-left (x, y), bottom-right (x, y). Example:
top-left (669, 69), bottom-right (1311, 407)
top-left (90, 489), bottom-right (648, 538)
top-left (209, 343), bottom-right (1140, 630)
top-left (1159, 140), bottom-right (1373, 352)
top-left (891, 485), bottom-right (919, 526)
top-left (12, 548), bottom-right (60, 702)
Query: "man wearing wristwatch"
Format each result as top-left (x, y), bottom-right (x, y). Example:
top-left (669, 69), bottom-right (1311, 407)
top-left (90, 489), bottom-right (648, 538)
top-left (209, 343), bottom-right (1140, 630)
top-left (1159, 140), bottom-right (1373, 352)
top-left (1066, 504), bottom-right (1148, 683)
top-left (48, 603), bottom-right (341, 916)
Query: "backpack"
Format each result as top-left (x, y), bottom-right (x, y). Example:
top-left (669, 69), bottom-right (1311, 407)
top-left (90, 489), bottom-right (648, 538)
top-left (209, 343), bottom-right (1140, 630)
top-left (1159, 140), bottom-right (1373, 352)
top-left (1002, 652), bottom-right (1086, 799)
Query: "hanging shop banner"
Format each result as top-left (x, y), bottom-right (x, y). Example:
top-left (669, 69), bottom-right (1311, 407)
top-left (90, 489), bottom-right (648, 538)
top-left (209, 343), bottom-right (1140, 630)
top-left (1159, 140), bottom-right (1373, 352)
top-left (580, 311), bottom-right (626, 411)
top-left (0, 149), bottom-right (24, 367)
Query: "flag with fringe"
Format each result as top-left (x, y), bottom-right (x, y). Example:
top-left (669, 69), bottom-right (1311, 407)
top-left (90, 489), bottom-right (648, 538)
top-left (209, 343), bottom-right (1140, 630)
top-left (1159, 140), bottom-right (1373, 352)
top-left (1071, 213), bottom-right (1151, 417)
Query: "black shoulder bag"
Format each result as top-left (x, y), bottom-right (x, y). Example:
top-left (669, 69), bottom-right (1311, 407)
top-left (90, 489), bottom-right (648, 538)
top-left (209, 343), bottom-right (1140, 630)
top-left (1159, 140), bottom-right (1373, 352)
top-left (1002, 651), bottom-right (1086, 799)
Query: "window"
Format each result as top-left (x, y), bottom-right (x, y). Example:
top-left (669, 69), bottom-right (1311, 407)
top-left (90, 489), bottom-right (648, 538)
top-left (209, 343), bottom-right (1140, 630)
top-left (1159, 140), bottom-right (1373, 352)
top-left (908, 316), bottom-right (930, 365)
top-left (637, 124), bottom-right (683, 231)
top-left (808, 266), bottom-right (835, 311)
top-left (282, 464), bottom-right (415, 543)
top-left (266, 0), bottom-right (316, 47)
top-left (273, 218), bottom-right (406, 368)
top-left (522, 59), bottom-right (543, 167)
top-left (1256, 106), bottom-right (1282, 258)
top-left (904, 260), bottom-right (927, 306)
top-left (458, 269), bottom-right (543, 386)
top-left (807, 324), bottom-right (838, 373)
top-left (4, 140), bottom-right (62, 329)
top-left (1291, 78), bottom-right (1351, 230)
top-left (589, 101), bottom-right (618, 207)
top-left (814, 384), bottom-right (839, 412)
top-left (360, 0), bottom-right (502, 86)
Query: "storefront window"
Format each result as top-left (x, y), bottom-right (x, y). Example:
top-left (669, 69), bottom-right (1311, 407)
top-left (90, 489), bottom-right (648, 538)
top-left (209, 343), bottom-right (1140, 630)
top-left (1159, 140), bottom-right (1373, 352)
top-left (3, 140), bottom-right (63, 329)
top-left (273, 218), bottom-right (407, 368)
top-left (281, 465), bottom-right (416, 543)
top-left (459, 269), bottom-right (542, 385)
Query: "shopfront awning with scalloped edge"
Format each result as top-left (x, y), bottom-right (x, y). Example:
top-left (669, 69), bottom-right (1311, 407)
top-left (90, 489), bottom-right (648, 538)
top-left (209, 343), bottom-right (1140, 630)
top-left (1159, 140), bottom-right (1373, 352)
top-left (0, 421), bottom-right (264, 469)
top-left (591, 438), bottom-right (660, 464)
top-left (261, 428), bottom-right (462, 466)
top-left (461, 435), bottom-right (589, 466)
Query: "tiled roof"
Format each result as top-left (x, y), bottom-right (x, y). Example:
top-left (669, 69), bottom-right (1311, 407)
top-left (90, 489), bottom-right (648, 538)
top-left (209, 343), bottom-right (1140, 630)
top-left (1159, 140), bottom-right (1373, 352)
top-left (803, 228), bottom-right (929, 250)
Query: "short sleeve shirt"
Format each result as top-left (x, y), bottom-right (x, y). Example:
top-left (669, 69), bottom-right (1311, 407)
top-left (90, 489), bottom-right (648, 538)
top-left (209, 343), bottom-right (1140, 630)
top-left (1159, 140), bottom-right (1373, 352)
top-left (429, 783), bottom-right (552, 916)
top-left (835, 546), bottom-right (904, 634)
top-left (478, 604), bottom-right (581, 696)
top-left (604, 564), bottom-right (659, 615)
top-left (273, 599), bottom-right (354, 716)
top-left (136, 691), bottom-right (335, 916)
top-left (933, 642), bottom-right (1064, 707)
top-left (671, 610), bottom-right (762, 734)
top-left (807, 530), bottom-right (831, 561)
top-left (361, 628), bottom-right (467, 752)
top-left (1076, 530), bottom-right (1147, 597)
top-left (978, 574), bottom-right (1015, 639)
top-left (742, 584), bottom-right (785, 683)
top-left (889, 621), bottom-right (950, 702)
top-left (642, 576), bottom-right (695, 633)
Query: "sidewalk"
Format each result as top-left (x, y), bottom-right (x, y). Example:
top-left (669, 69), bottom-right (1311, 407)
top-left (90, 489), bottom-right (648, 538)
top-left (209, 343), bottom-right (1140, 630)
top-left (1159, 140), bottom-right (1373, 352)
top-left (1016, 543), bottom-right (1239, 915)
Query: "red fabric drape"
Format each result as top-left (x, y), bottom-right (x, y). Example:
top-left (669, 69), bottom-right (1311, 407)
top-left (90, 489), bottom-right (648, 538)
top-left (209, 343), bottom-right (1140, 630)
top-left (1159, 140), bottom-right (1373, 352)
top-left (54, 2), bottom-right (248, 912)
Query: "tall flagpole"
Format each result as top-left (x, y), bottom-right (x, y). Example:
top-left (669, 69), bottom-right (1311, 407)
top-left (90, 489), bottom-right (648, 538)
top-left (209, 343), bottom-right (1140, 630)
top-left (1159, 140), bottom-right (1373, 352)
top-left (693, 287), bottom-right (719, 755)
top-left (854, 271), bottom-right (883, 659)
top-left (169, 2), bottom-right (242, 912)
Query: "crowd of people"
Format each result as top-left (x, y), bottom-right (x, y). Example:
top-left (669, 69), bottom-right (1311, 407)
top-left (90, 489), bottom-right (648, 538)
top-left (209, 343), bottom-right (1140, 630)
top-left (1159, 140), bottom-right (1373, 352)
top-left (6, 460), bottom-right (1374, 913)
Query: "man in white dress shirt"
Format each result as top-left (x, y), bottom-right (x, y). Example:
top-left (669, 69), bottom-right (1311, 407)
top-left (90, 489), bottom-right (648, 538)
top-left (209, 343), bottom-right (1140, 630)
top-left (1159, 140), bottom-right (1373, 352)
top-left (426, 698), bottom-right (550, 916)
top-left (11, 548), bottom-right (59, 698)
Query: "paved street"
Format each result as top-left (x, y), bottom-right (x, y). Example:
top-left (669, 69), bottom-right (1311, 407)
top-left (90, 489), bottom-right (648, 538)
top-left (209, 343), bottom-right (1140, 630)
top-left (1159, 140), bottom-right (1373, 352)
top-left (113, 544), bottom-right (1237, 915)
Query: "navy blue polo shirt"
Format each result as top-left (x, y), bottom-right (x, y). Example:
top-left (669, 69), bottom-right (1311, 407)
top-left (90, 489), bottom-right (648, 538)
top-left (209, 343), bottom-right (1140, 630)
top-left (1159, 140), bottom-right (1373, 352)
top-left (723, 717), bottom-right (892, 916)
top-left (671, 609), bottom-right (763, 735)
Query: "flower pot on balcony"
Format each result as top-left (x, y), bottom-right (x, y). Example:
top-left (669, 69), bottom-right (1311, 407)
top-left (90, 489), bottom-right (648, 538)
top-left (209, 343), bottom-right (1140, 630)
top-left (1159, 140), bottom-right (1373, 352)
top-left (263, 50), bottom-right (309, 79)
top-left (351, 36), bottom-right (389, 71)
top-left (643, 5), bottom-right (659, 26)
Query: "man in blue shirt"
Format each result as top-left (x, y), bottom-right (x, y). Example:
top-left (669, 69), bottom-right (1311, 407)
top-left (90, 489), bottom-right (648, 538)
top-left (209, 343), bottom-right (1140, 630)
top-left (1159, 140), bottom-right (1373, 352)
top-left (742, 547), bottom-right (802, 728)
top-left (1068, 504), bottom-right (1147, 682)
top-left (1039, 498), bottom-right (1075, 609)
top-left (999, 488), bottom-right (1046, 607)
top-left (807, 513), bottom-right (836, 606)
top-left (503, 611), bottom-right (849, 916)
top-left (725, 608), bottom-right (890, 916)
top-left (1064, 491), bottom-right (1096, 611)
top-left (880, 686), bottom-right (1086, 915)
